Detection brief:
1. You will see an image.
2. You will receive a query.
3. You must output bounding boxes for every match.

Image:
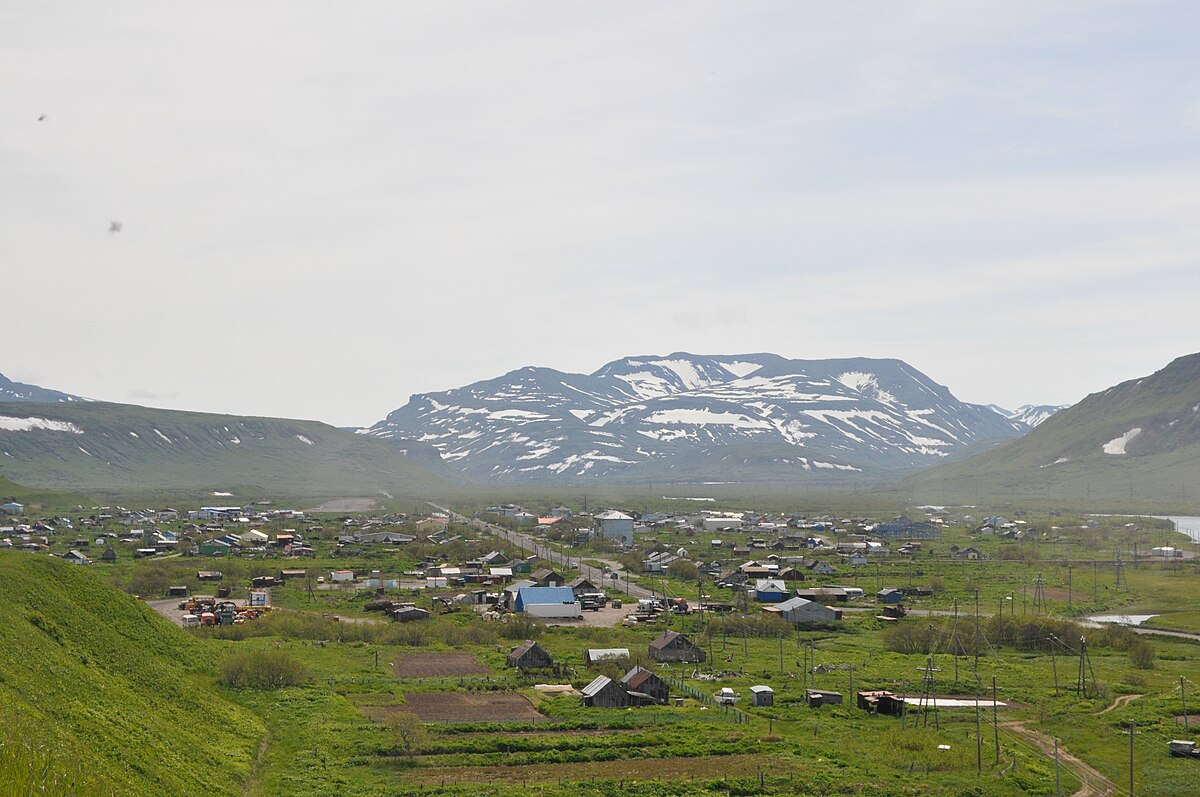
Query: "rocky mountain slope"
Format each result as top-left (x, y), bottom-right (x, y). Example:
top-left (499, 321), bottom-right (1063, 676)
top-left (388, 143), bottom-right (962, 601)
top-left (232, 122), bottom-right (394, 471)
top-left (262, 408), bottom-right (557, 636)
top-left (986, 403), bottom-right (1068, 428)
top-left (0, 372), bottom-right (85, 403)
top-left (367, 353), bottom-right (1025, 483)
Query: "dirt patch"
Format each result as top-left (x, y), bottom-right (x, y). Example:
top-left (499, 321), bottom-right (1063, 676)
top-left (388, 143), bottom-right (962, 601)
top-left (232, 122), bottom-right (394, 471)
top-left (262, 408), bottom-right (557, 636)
top-left (405, 753), bottom-right (791, 784)
top-left (309, 497), bottom-right (379, 513)
top-left (382, 692), bottom-right (548, 723)
top-left (345, 692), bottom-right (397, 706)
top-left (393, 652), bottom-right (489, 678)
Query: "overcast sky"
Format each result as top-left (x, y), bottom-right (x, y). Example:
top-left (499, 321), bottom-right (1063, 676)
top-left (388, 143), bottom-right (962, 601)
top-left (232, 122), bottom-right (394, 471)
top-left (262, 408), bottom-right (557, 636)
top-left (3, 2), bottom-right (1199, 427)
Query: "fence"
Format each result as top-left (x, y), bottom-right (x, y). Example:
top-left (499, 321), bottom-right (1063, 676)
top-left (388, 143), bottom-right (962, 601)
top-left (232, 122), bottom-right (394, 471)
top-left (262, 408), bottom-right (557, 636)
top-left (666, 676), bottom-right (752, 724)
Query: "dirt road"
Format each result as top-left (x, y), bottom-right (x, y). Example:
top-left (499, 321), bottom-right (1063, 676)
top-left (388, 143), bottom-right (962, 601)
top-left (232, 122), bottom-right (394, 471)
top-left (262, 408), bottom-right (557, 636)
top-left (999, 721), bottom-right (1116, 797)
top-left (429, 503), bottom-right (655, 600)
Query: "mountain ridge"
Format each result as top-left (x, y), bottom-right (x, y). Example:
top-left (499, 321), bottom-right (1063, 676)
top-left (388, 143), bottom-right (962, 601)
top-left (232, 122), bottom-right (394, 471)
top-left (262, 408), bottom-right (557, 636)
top-left (366, 352), bottom-right (1028, 484)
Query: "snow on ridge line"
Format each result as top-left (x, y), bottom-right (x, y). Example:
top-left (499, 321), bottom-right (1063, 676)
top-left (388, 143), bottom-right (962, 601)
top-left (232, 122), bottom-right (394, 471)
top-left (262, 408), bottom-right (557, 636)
top-left (296, 434), bottom-right (314, 446)
top-left (719, 360), bottom-right (763, 378)
top-left (1102, 428), bottom-right (1141, 455)
top-left (0, 417), bottom-right (84, 434)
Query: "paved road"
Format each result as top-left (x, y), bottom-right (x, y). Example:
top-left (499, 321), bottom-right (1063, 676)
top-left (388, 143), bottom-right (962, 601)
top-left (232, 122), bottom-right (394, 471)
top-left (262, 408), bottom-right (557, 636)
top-left (430, 503), bottom-right (655, 600)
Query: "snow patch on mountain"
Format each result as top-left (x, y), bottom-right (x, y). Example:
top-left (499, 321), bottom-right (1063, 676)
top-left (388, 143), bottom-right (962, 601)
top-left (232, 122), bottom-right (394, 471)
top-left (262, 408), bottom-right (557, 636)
top-left (0, 417), bottom-right (85, 434)
top-left (1102, 428), bottom-right (1141, 455)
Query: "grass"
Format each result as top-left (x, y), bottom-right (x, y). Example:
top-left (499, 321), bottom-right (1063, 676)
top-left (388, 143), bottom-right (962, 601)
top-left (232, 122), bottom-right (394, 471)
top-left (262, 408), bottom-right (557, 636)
top-left (0, 551), bottom-right (264, 796)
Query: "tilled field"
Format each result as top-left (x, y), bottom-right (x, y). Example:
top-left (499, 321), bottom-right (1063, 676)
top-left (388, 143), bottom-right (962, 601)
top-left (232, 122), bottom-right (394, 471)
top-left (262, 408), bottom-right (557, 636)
top-left (398, 691), bottom-right (549, 723)
top-left (393, 652), bottom-right (489, 677)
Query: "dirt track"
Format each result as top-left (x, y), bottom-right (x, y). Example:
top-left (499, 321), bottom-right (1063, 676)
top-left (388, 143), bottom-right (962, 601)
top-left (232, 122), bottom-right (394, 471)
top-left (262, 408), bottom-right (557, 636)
top-left (1000, 721), bottom-right (1116, 797)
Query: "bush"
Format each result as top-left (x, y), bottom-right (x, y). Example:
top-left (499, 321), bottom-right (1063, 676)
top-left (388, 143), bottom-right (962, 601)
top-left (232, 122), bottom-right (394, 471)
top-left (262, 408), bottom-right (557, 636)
top-left (219, 649), bottom-right (309, 690)
top-left (1129, 639), bottom-right (1155, 670)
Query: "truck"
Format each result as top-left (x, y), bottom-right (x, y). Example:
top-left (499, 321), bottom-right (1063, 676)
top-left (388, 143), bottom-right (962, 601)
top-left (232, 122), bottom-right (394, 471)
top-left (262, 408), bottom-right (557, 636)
top-left (714, 688), bottom-right (741, 705)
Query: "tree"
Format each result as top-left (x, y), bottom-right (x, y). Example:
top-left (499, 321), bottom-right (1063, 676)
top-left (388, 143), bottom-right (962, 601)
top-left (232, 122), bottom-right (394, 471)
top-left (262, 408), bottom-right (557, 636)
top-left (667, 559), bottom-right (699, 581)
top-left (387, 711), bottom-right (427, 759)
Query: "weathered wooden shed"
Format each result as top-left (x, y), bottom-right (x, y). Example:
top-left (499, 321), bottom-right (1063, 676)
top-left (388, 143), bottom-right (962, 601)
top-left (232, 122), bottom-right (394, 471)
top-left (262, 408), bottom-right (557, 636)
top-left (507, 640), bottom-right (554, 670)
top-left (648, 630), bottom-right (706, 663)
top-left (622, 666), bottom-right (670, 704)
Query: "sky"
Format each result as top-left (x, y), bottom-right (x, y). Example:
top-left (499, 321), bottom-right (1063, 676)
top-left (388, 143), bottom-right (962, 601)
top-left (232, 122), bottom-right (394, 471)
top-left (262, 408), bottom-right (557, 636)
top-left (3, 1), bottom-right (1199, 427)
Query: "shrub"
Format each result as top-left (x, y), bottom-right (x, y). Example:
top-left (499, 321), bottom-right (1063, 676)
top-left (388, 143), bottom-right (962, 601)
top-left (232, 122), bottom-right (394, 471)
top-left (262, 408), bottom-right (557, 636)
top-left (219, 649), bottom-right (309, 690)
top-left (1129, 639), bottom-right (1155, 670)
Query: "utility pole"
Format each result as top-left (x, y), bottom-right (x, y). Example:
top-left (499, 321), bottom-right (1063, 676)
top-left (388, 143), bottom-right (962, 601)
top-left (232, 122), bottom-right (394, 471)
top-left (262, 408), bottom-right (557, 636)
top-left (974, 589), bottom-right (980, 672)
top-left (975, 692), bottom-right (982, 776)
top-left (1129, 720), bottom-right (1135, 797)
top-left (1067, 565), bottom-right (1072, 609)
top-left (1182, 677), bottom-right (1189, 733)
top-left (1050, 637), bottom-right (1060, 697)
top-left (1054, 739), bottom-right (1061, 797)
top-left (992, 676), bottom-right (1000, 764)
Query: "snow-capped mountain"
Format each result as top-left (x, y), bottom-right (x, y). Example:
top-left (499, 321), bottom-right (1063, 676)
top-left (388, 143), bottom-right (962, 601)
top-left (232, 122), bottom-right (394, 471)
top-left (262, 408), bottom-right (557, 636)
top-left (366, 353), bottom-right (1025, 483)
top-left (985, 403), bottom-right (1068, 428)
top-left (0, 372), bottom-right (86, 403)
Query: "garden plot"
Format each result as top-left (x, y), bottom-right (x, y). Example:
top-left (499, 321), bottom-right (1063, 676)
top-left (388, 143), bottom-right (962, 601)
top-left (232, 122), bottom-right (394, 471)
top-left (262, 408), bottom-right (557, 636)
top-left (399, 692), bottom-right (549, 723)
top-left (393, 652), bottom-right (489, 678)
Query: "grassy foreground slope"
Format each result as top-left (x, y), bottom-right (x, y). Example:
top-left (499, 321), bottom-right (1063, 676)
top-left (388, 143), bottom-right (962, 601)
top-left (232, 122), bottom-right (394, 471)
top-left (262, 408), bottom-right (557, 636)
top-left (0, 552), bottom-right (263, 796)
top-left (0, 400), bottom-right (447, 499)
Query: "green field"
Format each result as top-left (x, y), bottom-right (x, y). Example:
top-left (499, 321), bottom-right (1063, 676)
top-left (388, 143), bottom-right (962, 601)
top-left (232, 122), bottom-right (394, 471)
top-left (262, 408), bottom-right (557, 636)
top-left (6, 499), bottom-right (1200, 796)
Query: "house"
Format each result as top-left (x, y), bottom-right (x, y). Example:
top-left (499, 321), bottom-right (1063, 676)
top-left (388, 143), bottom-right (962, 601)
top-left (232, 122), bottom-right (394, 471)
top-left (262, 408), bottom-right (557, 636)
top-left (584, 648), bottom-right (630, 665)
top-left (550, 505), bottom-right (572, 518)
top-left (63, 549), bottom-right (92, 565)
top-left (805, 560), bottom-right (836, 576)
top-left (278, 568), bottom-right (308, 580)
top-left (100, 546), bottom-right (117, 563)
top-left (648, 630), bottom-right (706, 663)
top-left (763, 596), bottom-right (841, 625)
top-left (749, 685), bottom-right (775, 707)
top-left (329, 570), bottom-right (355, 583)
top-left (872, 516), bottom-right (939, 540)
top-left (595, 510), bottom-right (635, 545)
top-left (857, 690), bottom-right (905, 715)
top-left (507, 640), bottom-right (554, 670)
top-left (393, 605), bottom-right (430, 622)
top-left (567, 577), bottom-right (597, 596)
top-left (581, 675), bottom-right (634, 708)
top-left (754, 579), bottom-right (789, 603)
top-left (197, 570), bottom-right (223, 582)
top-left (952, 547), bottom-right (989, 561)
top-left (876, 588), bottom-right (903, 604)
top-left (805, 689), bottom-right (844, 707)
top-left (1, 502), bottom-right (25, 515)
top-left (529, 568), bottom-right (563, 587)
top-left (777, 567), bottom-right (805, 582)
top-left (622, 666), bottom-right (670, 704)
top-left (514, 586), bottom-right (581, 618)
top-left (794, 587), bottom-right (849, 604)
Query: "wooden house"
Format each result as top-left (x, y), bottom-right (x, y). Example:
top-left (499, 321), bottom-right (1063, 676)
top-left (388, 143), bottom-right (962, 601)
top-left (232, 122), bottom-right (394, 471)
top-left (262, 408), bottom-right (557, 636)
top-left (648, 630), bottom-right (706, 663)
top-left (507, 640), bottom-right (554, 670)
top-left (622, 666), bottom-right (670, 704)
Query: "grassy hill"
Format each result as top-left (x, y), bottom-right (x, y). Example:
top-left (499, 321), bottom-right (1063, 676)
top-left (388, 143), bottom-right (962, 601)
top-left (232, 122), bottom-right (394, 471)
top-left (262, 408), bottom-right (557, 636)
top-left (0, 551), bottom-right (263, 795)
top-left (0, 475), bottom-right (92, 512)
top-left (905, 352), bottom-right (1200, 510)
top-left (0, 400), bottom-right (449, 501)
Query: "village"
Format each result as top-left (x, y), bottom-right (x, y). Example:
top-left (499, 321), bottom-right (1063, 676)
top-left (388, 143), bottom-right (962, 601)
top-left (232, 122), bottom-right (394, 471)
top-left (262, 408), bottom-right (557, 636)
top-left (4, 493), bottom-right (1200, 795)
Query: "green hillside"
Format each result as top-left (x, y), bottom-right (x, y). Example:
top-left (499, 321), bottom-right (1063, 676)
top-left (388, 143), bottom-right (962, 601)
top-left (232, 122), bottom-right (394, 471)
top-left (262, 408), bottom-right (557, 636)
top-left (0, 400), bottom-right (448, 500)
top-left (0, 551), bottom-right (263, 795)
top-left (0, 475), bottom-right (92, 512)
top-left (906, 352), bottom-right (1200, 509)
